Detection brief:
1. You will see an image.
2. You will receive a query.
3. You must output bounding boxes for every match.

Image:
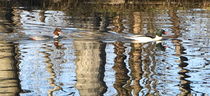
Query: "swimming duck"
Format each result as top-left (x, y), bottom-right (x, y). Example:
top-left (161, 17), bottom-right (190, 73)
top-left (29, 28), bottom-right (63, 40)
top-left (125, 29), bottom-right (167, 43)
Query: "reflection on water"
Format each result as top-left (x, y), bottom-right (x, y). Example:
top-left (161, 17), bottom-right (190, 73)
top-left (74, 40), bottom-right (107, 96)
top-left (1, 0), bottom-right (210, 96)
top-left (0, 41), bottom-right (20, 96)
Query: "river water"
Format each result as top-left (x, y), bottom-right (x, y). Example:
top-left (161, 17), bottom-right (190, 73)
top-left (0, 0), bottom-right (210, 96)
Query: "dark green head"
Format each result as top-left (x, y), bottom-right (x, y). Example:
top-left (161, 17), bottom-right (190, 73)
top-left (156, 29), bottom-right (167, 36)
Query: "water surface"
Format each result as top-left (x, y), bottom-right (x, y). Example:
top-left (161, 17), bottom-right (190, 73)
top-left (0, 0), bottom-right (210, 96)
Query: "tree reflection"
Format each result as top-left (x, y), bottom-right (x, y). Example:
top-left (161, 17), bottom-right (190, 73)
top-left (74, 40), bottom-right (107, 96)
top-left (113, 42), bottom-right (130, 96)
top-left (1, 0), bottom-right (209, 95)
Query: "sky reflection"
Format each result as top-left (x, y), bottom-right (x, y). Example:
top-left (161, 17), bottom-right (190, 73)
top-left (0, 0), bottom-right (210, 96)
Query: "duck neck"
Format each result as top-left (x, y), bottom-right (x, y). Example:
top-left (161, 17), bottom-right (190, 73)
top-left (154, 35), bottom-right (162, 41)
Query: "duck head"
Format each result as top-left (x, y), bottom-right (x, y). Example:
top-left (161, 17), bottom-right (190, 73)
top-left (156, 29), bottom-right (167, 37)
top-left (53, 28), bottom-right (63, 38)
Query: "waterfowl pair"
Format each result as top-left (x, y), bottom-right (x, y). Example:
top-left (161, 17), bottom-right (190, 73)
top-left (29, 28), bottom-right (166, 43)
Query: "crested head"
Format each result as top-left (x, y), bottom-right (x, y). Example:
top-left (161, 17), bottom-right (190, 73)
top-left (53, 28), bottom-right (62, 38)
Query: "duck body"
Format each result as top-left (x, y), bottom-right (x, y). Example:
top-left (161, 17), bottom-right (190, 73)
top-left (29, 28), bottom-right (63, 40)
top-left (29, 35), bottom-right (51, 40)
top-left (123, 29), bottom-right (166, 43)
top-left (29, 35), bottom-right (63, 40)
top-left (125, 35), bottom-right (163, 43)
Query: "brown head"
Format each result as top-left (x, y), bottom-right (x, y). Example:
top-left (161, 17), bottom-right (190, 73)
top-left (53, 28), bottom-right (62, 36)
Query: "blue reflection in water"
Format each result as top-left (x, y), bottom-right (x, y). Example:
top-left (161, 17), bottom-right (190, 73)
top-left (17, 40), bottom-right (78, 96)
top-left (1, 1), bottom-right (210, 96)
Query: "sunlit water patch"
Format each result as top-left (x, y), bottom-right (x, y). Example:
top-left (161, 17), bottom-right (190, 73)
top-left (1, 0), bottom-right (210, 96)
top-left (17, 40), bottom-right (78, 96)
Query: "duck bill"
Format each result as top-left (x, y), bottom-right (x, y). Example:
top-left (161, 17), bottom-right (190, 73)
top-left (164, 31), bottom-right (168, 35)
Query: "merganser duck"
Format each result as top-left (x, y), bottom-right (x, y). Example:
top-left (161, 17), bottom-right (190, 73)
top-left (125, 29), bottom-right (167, 43)
top-left (29, 28), bottom-right (63, 40)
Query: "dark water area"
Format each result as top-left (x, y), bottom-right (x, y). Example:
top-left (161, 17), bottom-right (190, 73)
top-left (0, 0), bottom-right (210, 96)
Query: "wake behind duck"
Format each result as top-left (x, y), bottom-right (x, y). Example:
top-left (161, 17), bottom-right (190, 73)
top-left (0, 28), bottom-right (63, 42)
